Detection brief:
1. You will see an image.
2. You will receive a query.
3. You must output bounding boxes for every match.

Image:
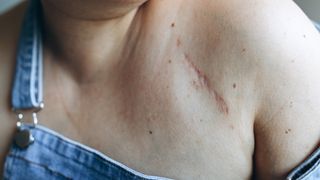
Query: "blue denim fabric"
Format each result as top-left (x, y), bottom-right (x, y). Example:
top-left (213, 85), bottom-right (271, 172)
top-left (4, 125), bottom-right (171, 180)
top-left (313, 21), bottom-right (320, 32)
top-left (287, 148), bottom-right (320, 180)
top-left (11, 0), bottom-right (43, 110)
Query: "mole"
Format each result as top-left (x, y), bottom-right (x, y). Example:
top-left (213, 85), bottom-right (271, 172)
top-left (177, 38), bottom-right (181, 47)
top-left (233, 83), bottom-right (236, 89)
top-left (149, 130), bottom-right (153, 134)
top-left (285, 128), bottom-right (292, 134)
top-left (171, 22), bottom-right (175, 27)
top-left (289, 101), bottom-right (293, 108)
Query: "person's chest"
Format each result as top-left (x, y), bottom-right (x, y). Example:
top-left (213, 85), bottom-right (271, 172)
top-left (0, 41), bottom-right (254, 179)
top-left (36, 36), bottom-right (255, 179)
top-left (0, 0), bottom-right (257, 178)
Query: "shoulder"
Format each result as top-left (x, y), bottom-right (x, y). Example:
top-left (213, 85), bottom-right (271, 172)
top-left (193, 0), bottom-right (320, 178)
top-left (210, 0), bottom-right (320, 179)
top-left (192, 0), bottom-right (320, 111)
top-left (176, 0), bottom-right (320, 76)
top-left (188, 0), bottom-right (320, 62)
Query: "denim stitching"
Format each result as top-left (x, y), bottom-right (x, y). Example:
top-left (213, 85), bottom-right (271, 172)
top-left (8, 153), bottom-right (73, 180)
top-left (32, 139), bottom-right (143, 179)
top-left (31, 127), bottom-right (151, 179)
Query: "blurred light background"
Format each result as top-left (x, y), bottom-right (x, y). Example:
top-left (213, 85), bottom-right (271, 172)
top-left (295, 0), bottom-right (320, 22)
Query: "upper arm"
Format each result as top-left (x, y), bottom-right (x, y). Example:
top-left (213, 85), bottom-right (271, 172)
top-left (247, 0), bottom-right (320, 179)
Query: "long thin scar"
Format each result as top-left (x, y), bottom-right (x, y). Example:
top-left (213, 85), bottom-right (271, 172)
top-left (184, 53), bottom-right (229, 115)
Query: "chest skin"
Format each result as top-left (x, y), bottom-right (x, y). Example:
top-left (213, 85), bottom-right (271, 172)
top-left (0, 0), bottom-right (257, 179)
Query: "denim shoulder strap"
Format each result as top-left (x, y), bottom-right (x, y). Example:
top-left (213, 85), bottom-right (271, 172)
top-left (287, 147), bottom-right (320, 180)
top-left (11, 0), bottom-right (43, 110)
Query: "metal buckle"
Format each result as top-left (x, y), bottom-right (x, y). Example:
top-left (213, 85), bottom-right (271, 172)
top-left (12, 102), bottom-right (44, 148)
top-left (13, 102), bottom-right (44, 129)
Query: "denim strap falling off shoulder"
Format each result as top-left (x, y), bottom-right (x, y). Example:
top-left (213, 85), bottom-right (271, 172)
top-left (11, 0), bottom-right (43, 110)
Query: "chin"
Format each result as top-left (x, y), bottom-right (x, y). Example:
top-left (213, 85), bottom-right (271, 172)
top-left (42, 0), bottom-right (148, 20)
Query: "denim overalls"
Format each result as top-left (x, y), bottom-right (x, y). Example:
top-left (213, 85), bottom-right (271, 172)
top-left (2, 0), bottom-right (320, 179)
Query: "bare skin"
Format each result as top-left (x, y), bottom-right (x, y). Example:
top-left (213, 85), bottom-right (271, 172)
top-left (1, 0), bottom-right (320, 179)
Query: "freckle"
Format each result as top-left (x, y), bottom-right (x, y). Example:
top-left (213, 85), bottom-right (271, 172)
top-left (149, 130), bottom-right (153, 134)
top-left (192, 80), bottom-right (200, 89)
top-left (177, 38), bottom-right (181, 47)
top-left (289, 101), bottom-right (293, 108)
top-left (242, 48), bottom-right (246, 52)
top-left (285, 129), bottom-right (291, 134)
top-left (171, 22), bottom-right (175, 27)
top-left (233, 83), bottom-right (236, 89)
top-left (200, 119), bottom-right (203, 122)
top-left (291, 60), bottom-right (295, 63)
top-left (230, 125), bottom-right (234, 130)
top-left (184, 53), bottom-right (190, 61)
top-left (168, 59), bottom-right (172, 63)
top-left (303, 34), bottom-right (306, 38)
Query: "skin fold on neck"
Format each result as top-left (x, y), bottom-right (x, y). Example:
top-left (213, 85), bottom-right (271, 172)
top-left (41, 0), bottom-right (147, 83)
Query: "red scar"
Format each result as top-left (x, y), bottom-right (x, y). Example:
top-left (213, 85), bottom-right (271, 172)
top-left (184, 53), bottom-right (229, 115)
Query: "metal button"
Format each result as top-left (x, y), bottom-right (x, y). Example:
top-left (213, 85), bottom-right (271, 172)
top-left (14, 129), bottom-right (34, 149)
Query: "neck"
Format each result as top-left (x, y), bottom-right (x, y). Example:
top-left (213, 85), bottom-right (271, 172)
top-left (42, 1), bottom-right (144, 82)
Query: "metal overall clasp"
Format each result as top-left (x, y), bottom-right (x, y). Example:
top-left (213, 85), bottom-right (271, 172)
top-left (13, 102), bottom-right (44, 149)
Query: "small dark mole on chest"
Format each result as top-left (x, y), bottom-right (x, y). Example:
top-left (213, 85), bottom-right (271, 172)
top-left (285, 128), bottom-right (292, 134)
top-left (171, 22), bottom-right (175, 27)
top-left (168, 59), bottom-right (172, 63)
top-left (233, 83), bottom-right (236, 89)
top-left (149, 130), bottom-right (153, 134)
